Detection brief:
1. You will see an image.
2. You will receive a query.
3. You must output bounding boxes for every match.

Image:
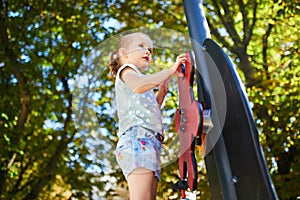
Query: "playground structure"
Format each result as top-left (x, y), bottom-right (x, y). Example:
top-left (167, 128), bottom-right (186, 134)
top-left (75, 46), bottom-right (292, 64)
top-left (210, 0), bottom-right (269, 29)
top-left (173, 0), bottom-right (279, 199)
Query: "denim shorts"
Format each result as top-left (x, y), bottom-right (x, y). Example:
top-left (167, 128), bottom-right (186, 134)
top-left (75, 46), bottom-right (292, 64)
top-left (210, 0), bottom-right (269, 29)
top-left (115, 126), bottom-right (164, 180)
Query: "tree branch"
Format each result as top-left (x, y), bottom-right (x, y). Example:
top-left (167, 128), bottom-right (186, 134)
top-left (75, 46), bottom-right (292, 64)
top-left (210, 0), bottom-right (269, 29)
top-left (0, 0), bottom-right (31, 194)
top-left (216, 0), bottom-right (243, 49)
top-left (262, 23), bottom-right (274, 74)
top-left (23, 73), bottom-right (76, 200)
top-left (237, 0), bottom-right (248, 44)
top-left (12, 157), bottom-right (32, 193)
top-left (206, 17), bottom-right (239, 55)
top-left (208, 0), bottom-right (256, 84)
top-left (245, 1), bottom-right (258, 47)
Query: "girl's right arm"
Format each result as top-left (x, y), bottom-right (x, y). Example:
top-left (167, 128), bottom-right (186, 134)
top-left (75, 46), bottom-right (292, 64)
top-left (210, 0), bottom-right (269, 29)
top-left (121, 54), bottom-right (186, 94)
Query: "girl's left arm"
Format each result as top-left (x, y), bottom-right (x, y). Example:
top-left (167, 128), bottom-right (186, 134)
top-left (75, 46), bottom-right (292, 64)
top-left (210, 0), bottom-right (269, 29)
top-left (156, 78), bottom-right (170, 108)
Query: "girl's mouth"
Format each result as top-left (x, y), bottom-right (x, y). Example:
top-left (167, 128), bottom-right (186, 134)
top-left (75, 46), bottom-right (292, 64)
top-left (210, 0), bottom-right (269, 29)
top-left (142, 56), bottom-right (149, 62)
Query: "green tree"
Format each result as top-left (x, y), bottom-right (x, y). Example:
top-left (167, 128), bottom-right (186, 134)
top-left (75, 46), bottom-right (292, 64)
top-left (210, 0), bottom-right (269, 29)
top-left (0, 0), bottom-right (113, 199)
top-left (0, 0), bottom-right (299, 199)
top-left (203, 0), bottom-right (299, 199)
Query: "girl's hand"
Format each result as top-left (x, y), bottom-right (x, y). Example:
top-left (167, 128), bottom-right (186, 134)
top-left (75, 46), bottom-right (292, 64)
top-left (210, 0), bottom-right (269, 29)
top-left (171, 54), bottom-right (187, 77)
top-left (156, 53), bottom-right (186, 106)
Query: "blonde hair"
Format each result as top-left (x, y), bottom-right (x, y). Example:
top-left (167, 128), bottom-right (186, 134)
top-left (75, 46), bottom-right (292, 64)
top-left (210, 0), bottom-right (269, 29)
top-left (109, 32), bottom-right (151, 76)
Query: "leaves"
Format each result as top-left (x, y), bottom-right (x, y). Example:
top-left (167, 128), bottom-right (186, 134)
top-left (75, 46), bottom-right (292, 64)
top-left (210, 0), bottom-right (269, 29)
top-left (0, 0), bottom-right (299, 199)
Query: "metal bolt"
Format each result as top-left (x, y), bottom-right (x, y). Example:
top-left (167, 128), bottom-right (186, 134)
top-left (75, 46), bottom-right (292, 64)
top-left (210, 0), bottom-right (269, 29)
top-left (180, 125), bottom-right (185, 131)
top-left (231, 176), bottom-right (238, 184)
top-left (179, 108), bottom-right (184, 115)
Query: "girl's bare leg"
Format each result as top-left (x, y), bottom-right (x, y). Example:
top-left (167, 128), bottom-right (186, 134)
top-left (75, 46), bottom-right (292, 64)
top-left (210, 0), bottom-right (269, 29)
top-left (127, 168), bottom-right (158, 200)
top-left (151, 176), bottom-right (158, 200)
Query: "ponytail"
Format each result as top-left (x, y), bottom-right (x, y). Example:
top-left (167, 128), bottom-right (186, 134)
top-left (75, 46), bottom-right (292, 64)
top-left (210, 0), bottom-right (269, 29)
top-left (109, 50), bottom-right (121, 77)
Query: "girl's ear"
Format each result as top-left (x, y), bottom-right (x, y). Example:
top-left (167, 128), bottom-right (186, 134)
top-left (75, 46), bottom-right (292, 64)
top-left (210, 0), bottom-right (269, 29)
top-left (118, 47), bottom-right (127, 58)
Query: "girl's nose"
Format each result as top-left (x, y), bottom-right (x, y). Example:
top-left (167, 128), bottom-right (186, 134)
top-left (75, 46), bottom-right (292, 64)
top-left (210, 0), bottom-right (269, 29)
top-left (146, 48), bottom-right (152, 55)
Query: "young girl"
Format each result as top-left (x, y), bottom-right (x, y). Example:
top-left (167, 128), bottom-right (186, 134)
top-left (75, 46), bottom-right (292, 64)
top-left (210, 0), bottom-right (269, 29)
top-left (110, 32), bottom-right (186, 200)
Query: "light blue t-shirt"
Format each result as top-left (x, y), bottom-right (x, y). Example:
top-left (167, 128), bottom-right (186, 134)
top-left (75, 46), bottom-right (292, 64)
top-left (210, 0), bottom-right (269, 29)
top-left (115, 64), bottom-right (163, 137)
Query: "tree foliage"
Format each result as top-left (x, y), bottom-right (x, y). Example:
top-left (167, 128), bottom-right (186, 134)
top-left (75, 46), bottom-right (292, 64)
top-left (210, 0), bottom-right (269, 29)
top-left (0, 0), bottom-right (299, 199)
top-left (203, 0), bottom-right (299, 199)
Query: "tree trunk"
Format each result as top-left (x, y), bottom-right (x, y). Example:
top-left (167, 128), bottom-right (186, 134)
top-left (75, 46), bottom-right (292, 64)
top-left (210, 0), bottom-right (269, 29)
top-left (0, 2), bottom-right (31, 194)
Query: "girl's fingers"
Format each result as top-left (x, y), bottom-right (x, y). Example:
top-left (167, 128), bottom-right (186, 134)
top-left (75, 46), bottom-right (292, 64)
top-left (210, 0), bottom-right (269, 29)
top-left (174, 71), bottom-right (184, 77)
top-left (176, 54), bottom-right (187, 62)
top-left (172, 53), bottom-right (187, 76)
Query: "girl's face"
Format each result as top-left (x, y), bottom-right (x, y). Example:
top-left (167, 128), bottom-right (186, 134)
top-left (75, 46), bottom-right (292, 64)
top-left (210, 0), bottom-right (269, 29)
top-left (121, 34), bottom-right (153, 71)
